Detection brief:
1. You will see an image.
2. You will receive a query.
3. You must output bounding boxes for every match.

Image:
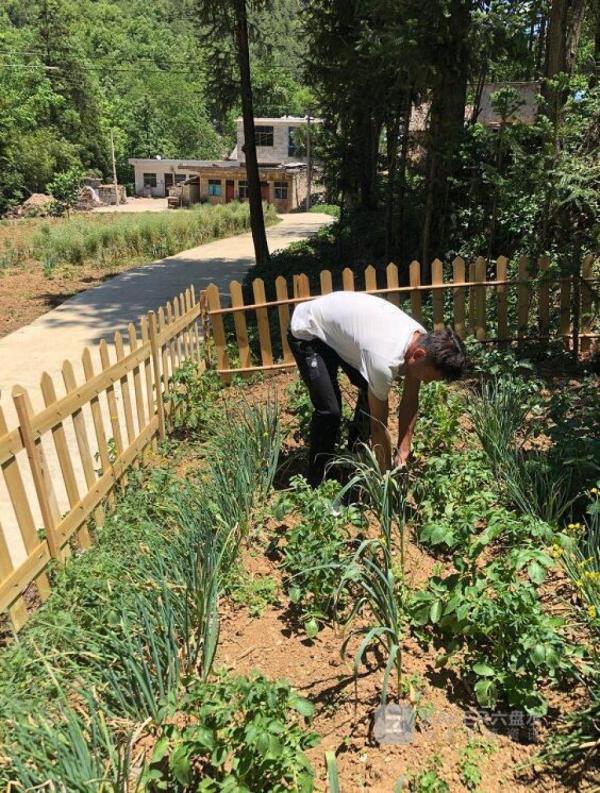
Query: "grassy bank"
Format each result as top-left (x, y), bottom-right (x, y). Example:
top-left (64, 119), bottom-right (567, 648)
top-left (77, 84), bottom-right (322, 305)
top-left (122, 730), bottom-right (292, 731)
top-left (31, 202), bottom-right (278, 273)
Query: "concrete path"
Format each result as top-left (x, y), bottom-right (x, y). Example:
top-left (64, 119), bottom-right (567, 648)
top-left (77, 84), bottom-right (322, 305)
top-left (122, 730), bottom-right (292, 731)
top-left (0, 212), bottom-right (331, 563)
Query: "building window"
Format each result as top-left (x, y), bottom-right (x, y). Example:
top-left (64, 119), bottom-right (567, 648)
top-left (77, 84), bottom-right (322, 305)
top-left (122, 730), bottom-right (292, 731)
top-left (255, 125), bottom-right (274, 146)
top-left (238, 180), bottom-right (248, 199)
top-left (175, 174), bottom-right (187, 184)
top-left (208, 179), bottom-right (222, 196)
top-left (288, 127), bottom-right (298, 157)
top-left (274, 181), bottom-right (288, 200)
top-left (143, 173), bottom-right (157, 188)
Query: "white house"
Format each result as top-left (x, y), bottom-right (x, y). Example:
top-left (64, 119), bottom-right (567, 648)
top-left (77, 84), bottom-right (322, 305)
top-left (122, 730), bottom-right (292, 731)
top-left (128, 115), bottom-right (321, 211)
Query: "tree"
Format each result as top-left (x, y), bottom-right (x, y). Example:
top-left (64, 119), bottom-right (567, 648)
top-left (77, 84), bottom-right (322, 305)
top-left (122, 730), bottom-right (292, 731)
top-left (47, 165), bottom-right (85, 215)
top-left (542, 0), bottom-right (588, 125)
top-left (196, 0), bottom-right (277, 268)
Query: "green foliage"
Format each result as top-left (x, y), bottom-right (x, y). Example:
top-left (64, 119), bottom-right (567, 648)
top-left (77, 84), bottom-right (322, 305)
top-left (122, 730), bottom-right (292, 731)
top-left (402, 756), bottom-right (449, 793)
top-left (469, 374), bottom-right (580, 526)
top-left (47, 165), bottom-right (86, 215)
top-left (334, 446), bottom-right (408, 705)
top-left (166, 361), bottom-right (223, 437)
top-left (226, 571), bottom-right (278, 617)
top-left (411, 381), bottom-right (464, 458)
top-left (31, 202), bottom-right (276, 273)
top-left (0, 1), bottom-right (306, 214)
top-left (410, 547), bottom-right (574, 716)
top-left (458, 738), bottom-right (493, 791)
top-left (271, 476), bottom-right (360, 635)
top-left (413, 450), bottom-right (497, 553)
top-left (286, 378), bottom-right (313, 443)
top-left (562, 488), bottom-right (600, 635)
top-left (0, 398), bottom-right (281, 787)
top-left (144, 671), bottom-right (318, 792)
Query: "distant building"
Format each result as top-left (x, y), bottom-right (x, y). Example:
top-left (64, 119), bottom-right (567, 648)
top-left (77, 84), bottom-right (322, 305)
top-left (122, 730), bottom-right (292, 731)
top-left (128, 115), bottom-right (321, 212)
top-left (476, 81), bottom-right (540, 127)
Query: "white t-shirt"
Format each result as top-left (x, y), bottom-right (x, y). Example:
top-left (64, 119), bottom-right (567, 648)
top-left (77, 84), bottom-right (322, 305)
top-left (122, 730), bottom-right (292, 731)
top-left (290, 291), bottom-right (425, 401)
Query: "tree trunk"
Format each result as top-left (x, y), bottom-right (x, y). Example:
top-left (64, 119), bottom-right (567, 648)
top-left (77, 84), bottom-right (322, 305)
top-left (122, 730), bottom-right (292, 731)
top-left (396, 89), bottom-right (412, 269)
top-left (234, 0), bottom-right (270, 267)
top-left (421, 0), bottom-right (471, 275)
top-left (542, 0), bottom-right (587, 126)
top-left (384, 110), bottom-right (401, 263)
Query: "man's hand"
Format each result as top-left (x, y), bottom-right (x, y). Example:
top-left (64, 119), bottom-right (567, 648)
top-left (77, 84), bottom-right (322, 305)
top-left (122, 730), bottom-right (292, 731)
top-left (397, 375), bottom-right (421, 463)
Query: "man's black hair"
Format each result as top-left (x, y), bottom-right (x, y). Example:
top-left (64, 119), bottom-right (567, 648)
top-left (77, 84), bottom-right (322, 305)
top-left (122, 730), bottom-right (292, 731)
top-left (419, 327), bottom-right (466, 381)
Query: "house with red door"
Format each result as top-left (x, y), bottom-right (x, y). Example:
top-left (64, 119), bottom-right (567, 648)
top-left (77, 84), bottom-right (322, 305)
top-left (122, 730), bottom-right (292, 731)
top-left (128, 116), bottom-right (320, 212)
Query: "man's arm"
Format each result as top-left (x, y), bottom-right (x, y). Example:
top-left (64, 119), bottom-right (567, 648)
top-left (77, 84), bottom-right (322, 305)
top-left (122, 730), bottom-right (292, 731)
top-left (367, 390), bottom-right (392, 471)
top-left (396, 375), bottom-right (421, 465)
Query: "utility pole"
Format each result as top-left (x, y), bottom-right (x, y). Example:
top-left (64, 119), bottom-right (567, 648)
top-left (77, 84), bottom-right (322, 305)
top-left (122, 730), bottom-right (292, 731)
top-left (110, 129), bottom-right (120, 206)
top-left (306, 113), bottom-right (312, 211)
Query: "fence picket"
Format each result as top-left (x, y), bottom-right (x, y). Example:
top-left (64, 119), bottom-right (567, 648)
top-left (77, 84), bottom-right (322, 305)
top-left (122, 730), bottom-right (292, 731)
top-left (581, 254), bottom-right (594, 354)
top-left (409, 261), bottom-right (422, 322)
top-left (253, 278), bottom-right (274, 366)
top-left (496, 256), bottom-right (508, 344)
top-left (431, 259), bottom-right (444, 330)
top-left (12, 387), bottom-right (63, 560)
top-left (386, 263), bottom-right (400, 308)
top-left (229, 280), bottom-right (251, 369)
top-left (114, 332), bottom-right (136, 446)
top-left (275, 277), bottom-right (293, 363)
top-left (320, 270), bottom-right (333, 295)
top-left (452, 257), bottom-right (466, 338)
top-left (205, 284), bottom-right (230, 380)
top-left (468, 261), bottom-right (476, 336)
top-left (538, 255), bottom-right (550, 337)
top-left (62, 360), bottom-right (104, 532)
top-left (517, 256), bottom-right (530, 340)
top-left (128, 324), bottom-right (146, 433)
top-left (166, 302), bottom-right (178, 375)
top-left (559, 270), bottom-right (572, 349)
top-left (99, 340), bottom-right (124, 457)
top-left (0, 517), bottom-right (28, 630)
top-left (0, 406), bottom-right (51, 602)
top-left (139, 318), bottom-right (155, 419)
top-left (81, 347), bottom-right (111, 478)
top-left (474, 257), bottom-right (487, 341)
top-left (365, 265), bottom-right (377, 292)
top-left (342, 268), bottom-right (354, 291)
top-left (157, 308), bottom-right (170, 400)
top-left (190, 286), bottom-right (201, 362)
top-left (148, 311), bottom-right (167, 438)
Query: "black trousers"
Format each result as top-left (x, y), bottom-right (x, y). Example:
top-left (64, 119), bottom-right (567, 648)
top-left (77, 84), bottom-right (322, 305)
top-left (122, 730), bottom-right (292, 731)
top-left (287, 330), bottom-right (370, 487)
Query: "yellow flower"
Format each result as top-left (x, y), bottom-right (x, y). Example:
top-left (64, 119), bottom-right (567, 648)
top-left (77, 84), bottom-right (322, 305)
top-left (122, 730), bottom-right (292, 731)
top-left (587, 606), bottom-right (597, 620)
top-left (550, 544), bottom-right (563, 559)
top-left (590, 487), bottom-right (598, 495)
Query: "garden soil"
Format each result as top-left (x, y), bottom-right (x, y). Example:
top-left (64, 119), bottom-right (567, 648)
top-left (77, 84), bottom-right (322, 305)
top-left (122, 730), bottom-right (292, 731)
top-left (213, 372), bottom-right (596, 793)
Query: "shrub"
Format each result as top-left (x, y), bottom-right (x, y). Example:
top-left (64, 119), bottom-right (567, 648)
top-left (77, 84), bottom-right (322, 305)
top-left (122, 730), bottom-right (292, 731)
top-left (144, 672), bottom-right (318, 791)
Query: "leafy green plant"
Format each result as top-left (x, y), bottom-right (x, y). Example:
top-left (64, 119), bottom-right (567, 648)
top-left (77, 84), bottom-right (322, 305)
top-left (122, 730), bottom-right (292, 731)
top-left (334, 445), bottom-right (408, 706)
top-left (144, 672), bottom-right (318, 791)
top-left (399, 756), bottom-right (449, 793)
top-left (272, 476), bottom-right (361, 636)
top-left (561, 487), bottom-right (600, 634)
top-left (411, 381), bottom-right (464, 458)
top-left (413, 450), bottom-right (497, 553)
top-left (227, 571), bottom-right (278, 617)
top-left (410, 546), bottom-right (574, 716)
top-left (165, 362), bottom-right (222, 436)
top-left (459, 738), bottom-right (493, 791)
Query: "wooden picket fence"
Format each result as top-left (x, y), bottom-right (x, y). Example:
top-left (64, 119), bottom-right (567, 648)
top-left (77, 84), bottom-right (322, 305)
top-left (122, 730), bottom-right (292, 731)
top-left (0, 286), bottom-right (205, 634)
top-left (205, 255), bottom-right (598, 379)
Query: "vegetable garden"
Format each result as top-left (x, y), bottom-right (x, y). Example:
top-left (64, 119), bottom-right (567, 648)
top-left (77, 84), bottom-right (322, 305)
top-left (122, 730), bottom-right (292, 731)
top-left (0, 337), bottom-right (597, 791)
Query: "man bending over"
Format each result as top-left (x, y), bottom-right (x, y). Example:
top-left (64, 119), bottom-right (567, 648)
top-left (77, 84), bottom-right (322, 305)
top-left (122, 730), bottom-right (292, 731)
top-left (288, 290), bottom-right (466, 486)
